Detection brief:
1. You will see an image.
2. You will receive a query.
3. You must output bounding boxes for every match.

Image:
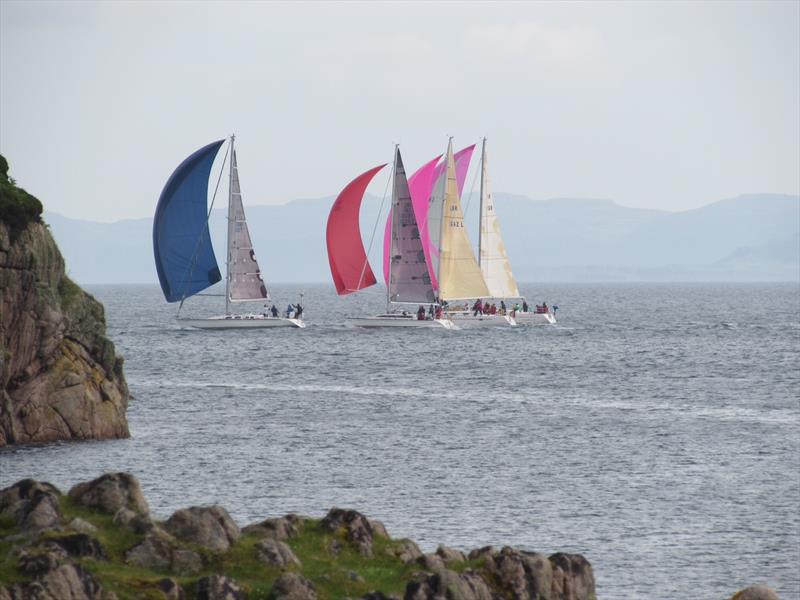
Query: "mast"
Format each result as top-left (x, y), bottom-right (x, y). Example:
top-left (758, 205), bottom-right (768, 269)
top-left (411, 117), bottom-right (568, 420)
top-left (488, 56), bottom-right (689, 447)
top-left (225, 134), bottom-right (234, 316)
top-left (437, 137), bottom-right (453, 291)
top-left (478, 137), bottom-right (486, 266)
top-left (387, 145), bottom-right (398, 313)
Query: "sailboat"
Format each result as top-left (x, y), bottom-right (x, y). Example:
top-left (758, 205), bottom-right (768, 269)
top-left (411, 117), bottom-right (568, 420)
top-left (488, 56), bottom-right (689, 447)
top-left (153, 136), bottom-right (304, 329)
top-left (474, 138), bottom-right (555, 325)
top-left (326, 147), bottom-right (456, 329)
top-left (428, 139), bottom-right (516, 328)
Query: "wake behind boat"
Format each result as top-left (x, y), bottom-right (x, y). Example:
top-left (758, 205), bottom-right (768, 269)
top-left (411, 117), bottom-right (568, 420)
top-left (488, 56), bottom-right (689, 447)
top-left (153, 136), bottom-right (304, 329)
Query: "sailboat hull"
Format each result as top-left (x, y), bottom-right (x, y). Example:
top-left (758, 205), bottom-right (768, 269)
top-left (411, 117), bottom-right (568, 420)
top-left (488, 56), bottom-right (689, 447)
top-left (446, 312), bottom-right (517, 328)
top-left (178, 315), bottom-right (305, 329)
top-left (514, 312), bottom-right (556, 325)
top-left (348, 315), bottom-right (457, 329)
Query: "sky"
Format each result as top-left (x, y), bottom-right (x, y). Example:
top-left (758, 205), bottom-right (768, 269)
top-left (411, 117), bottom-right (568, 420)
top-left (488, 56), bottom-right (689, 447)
top-left (1, 0), bottom-right (798, 222)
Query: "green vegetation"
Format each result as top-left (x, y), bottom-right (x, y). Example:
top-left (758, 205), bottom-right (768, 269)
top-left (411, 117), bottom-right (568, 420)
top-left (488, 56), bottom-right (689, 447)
top-left (0, 154), bottom-right (43, 242)
top-left (1, 497), bottom-right (450, 599)
top-left (58, 274), bottom-right (83, 310)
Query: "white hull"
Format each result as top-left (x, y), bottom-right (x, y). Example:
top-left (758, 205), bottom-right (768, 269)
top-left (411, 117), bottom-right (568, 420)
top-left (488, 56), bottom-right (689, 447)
top-left (348, 315), bottom-right (457, 329)
top-left (179, 314), bottom-right (305, 329)
top-left (514, 311), bottom-right (557, 325)
top-left (446, 312), bottom-right (517, 328)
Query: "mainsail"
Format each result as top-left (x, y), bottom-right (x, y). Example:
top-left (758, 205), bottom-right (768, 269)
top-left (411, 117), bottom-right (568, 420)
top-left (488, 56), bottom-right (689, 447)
top-left (381, 154), bottom-right (440, 286)
top-left (153, 139), bottom-right (224, 303)
top-left (388, 148), bottom-right (435, 303)
top-left (479, 139), bottom-right (519, 299)
top-left (382, 145), bottom-right (475, 289)
top-left (436, 140), bottom-right (489, 301)
top-left (227, 150), bottom-right (268, 301)
top-left (426, 145), bottom-right (475, 292)
top-left (326, 164), bottom-right (387, 295)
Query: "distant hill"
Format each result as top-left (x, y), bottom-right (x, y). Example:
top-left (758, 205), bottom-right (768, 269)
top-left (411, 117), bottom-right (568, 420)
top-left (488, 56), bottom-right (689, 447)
top-left (45, 193), bottom-right (799, 285)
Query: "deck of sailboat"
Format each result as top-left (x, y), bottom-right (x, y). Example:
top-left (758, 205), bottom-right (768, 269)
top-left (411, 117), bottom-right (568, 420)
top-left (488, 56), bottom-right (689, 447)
top-left (513, 311), bottom-right (557, 325)
top-left (444, 311), bottom-right (517, 327)
top-left (348, 314), bottom-right (456, 329)
top-left (178, 314), bottom-right (305, 329)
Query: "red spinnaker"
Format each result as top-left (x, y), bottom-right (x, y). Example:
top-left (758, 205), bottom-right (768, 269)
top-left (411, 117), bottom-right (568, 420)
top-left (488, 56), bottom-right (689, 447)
top-left (326, 164), bottom-right (387, 295)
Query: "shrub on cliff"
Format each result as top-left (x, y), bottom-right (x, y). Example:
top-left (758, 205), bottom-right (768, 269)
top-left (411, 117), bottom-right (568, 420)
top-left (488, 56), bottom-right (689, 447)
top-left (0, 154), bottom-right (43, 241)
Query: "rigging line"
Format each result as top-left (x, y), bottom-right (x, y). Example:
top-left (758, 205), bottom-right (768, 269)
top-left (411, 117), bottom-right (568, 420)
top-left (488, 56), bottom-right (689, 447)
top-left (356, 154), bottom-right (393, 290)
top-left (177, 141), bottom-right (231, 310)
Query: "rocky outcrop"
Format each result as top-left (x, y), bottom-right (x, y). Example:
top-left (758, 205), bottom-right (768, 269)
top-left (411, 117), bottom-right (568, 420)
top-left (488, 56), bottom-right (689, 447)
top-left (731, 587), bottom-right (780, 600)
top-left (68, 472), bottom-right (149, 515)
top-left (0, 161), bottom-right (129, 446)
top-left (255, 538), bottom-right (302, 568)
top-left (549, 553), bottom-right (596, 600)
top-left (2, 564), bottom-right (105, 600)
top-left (271, 572), bottom-right (317, 600)
top-left (391, 539), bottom-right (423, 564)
top-left (485, 547), bottom-right (553, 600)
top-left (405, 568), bottom-right (493, 600)
top-left (165, 505), bottom-right (240, 552)
top-left (242, 513), bottom-right (305, 540)
top-left (1, 473), bottom-right (598, 600)
top-left (195, 574), bottom-right (245, 600)
top-left (0, 478), bottom-right (62, 532)
top-left (321, 508), bottom-right (388, 557)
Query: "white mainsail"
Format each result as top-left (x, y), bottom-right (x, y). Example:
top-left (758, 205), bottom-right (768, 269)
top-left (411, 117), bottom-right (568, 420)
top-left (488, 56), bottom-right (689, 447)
top-left (437, 140), bottom-right (489, 301)
top-left (227, 150), bottom-right (268, 302)
top-left (478, 139), bottom-right (520, 299)
top-left (388, 148), bottom-right (435, 303)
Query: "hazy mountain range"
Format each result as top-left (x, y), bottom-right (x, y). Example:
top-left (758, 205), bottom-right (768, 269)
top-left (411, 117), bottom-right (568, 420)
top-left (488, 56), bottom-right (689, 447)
top-left (44, 193), bottom-right (799, 285)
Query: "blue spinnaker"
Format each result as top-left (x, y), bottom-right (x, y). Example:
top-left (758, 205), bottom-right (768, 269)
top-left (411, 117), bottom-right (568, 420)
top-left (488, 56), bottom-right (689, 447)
top-left (153, 139), bottom-right (225, 302)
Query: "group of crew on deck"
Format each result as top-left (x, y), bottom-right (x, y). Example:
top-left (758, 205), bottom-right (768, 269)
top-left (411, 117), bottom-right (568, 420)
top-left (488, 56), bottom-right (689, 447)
top-left (264, 303), bottom-right (304, 319)
top-left (470, 299), bottom-right (522, 317)
top-left (412, 299), bottom-right (552, 320)
top-left (416, 304), bottom-right (444, 320)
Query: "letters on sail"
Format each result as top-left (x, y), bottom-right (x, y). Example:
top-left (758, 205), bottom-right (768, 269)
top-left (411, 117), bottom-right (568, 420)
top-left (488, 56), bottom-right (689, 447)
top-left (479, 139), bottom-right (520, 299)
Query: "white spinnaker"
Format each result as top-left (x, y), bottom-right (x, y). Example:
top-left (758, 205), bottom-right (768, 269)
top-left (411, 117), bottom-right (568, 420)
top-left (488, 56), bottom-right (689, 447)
top-left (479, 140), bottom-right (520, 299)
top-left (228, 151), bottom-right (268, 301)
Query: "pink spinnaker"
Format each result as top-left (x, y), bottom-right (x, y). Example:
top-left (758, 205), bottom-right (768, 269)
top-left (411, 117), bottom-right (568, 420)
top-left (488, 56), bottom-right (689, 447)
top-left (382, 145), bottom-right (476, 289)
top-left (327, 164), bottom-right (387, 295)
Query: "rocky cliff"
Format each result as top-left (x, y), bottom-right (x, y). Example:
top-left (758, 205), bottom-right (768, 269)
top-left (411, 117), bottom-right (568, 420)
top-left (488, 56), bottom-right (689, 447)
top-left (0, 156), bottom-right (129, 446)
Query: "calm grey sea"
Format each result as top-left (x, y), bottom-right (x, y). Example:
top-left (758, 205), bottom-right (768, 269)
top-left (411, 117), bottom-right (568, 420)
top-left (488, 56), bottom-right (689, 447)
top-left (2, 282), bottom-right (798, 599)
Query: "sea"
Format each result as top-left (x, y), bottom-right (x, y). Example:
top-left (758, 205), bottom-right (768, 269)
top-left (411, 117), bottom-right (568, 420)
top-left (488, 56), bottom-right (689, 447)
top-left (1, 282), bottom-right (798, 599)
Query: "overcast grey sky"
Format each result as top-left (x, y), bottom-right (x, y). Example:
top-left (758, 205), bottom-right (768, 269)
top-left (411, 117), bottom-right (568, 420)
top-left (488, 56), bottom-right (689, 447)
top-left (1, 1), bottom-right (798, 221)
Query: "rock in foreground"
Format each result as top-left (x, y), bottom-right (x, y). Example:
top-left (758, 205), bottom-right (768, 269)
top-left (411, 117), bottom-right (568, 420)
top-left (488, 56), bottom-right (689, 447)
top-left (0, 472), bottom-right (598, 599)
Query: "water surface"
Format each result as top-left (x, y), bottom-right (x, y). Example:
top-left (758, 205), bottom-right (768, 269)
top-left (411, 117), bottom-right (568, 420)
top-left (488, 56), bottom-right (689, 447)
top-left (2, 282), bottom-right (798, 599)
